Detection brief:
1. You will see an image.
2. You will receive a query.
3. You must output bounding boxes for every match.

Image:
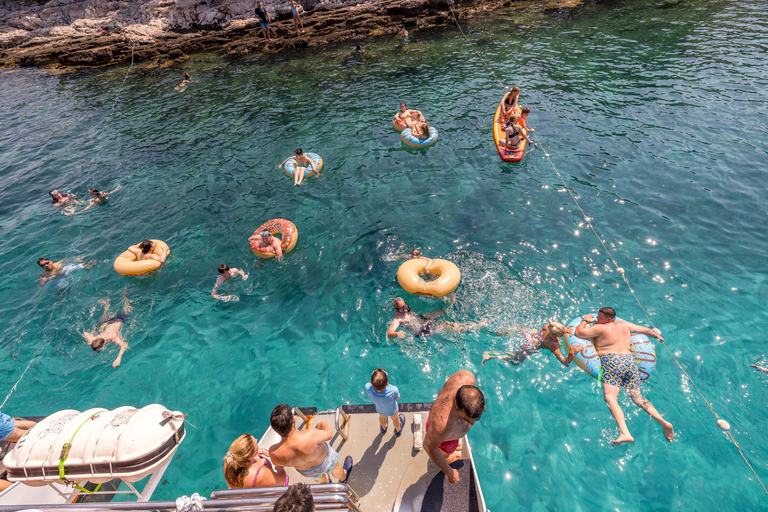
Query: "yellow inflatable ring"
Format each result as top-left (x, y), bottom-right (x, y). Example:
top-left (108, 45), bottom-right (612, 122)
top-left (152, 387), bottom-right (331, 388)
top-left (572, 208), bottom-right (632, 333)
top-left (113, 239), bottom-right (170, 277)
top-left (397, 258), bottom-right (461, 297)
top-left (250, 219), bottom-right (298, 259)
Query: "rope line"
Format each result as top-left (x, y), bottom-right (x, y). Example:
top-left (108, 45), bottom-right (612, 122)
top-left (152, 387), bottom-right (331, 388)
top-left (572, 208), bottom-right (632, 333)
top-left (530, 131), bottom-right (768, 497)
top-left (446, 2), bottom-right (767, 497)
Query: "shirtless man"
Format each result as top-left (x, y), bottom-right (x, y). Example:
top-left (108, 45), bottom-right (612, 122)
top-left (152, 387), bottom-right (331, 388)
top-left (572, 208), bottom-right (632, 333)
top-left (575, 307), bottom-right (674, 445)
top-left (82, 296), bottom-right (131, 368)
top-left (248, 230), bottom-right (283, 259)
top-left (37, 256), bottom-right (94, 286)
top-left (424, 370), bottom-right (484, 484)
top-left (211, 264), bottom-right (248, 302)
top-left (394, 102), bottom-right (423, 125)
top-left (387, 298), bottom-right (483, 338)
top-left (268, 404), bottom-right (353, 484)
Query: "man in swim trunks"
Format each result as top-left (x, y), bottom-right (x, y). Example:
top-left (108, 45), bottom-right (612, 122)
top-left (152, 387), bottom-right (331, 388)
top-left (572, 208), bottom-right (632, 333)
top-left (37, 256), bottom-right (95, 286)
top-left (575, 307), bottom-right (674, 445)
top-left (248, 230), bottom-right (283, 259)
top-left (82, 296), bottom-right (132, 368)
top-left (387, 298), bottom-right (483, 338)
top-left (212, 264), bottom-right (248, 302)
top-left (268, 404), bottom-right (352, 485)
top-left (255, 1), bottom-right (272, 41)
top-left (424, 370), bottom-right (484, 484)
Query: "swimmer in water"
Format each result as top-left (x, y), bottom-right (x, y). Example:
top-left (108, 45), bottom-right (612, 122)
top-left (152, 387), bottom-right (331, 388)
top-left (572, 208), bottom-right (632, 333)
top-left (575, 307), bottom-right (674, 445)
top-left (37, 256), bottom-right (95, 286)
top-left (399, 25), bottom-right (408, 41)
top-left (212, 264), bottom-right (249, 302)
top-left (482, 321), bottom-right (582, 367)
top-left (69, 185), bottom-right (122, 215)
top-left (82, 295), bottom-right (132, 368)
top-left (248, 230), bottom-right (283, 259)
top-left (175, 73), bottom-right (197, 91)
top-left (127, 240), bottom-right (168, 262)
top-left (387, 297), bottom-right (485, 339)
top-left (279, 148), bottom-right (317, 186)
top-left (752, 364), bottom-right (768, 374)
top-left (49, 189), bottom-right (75, 207)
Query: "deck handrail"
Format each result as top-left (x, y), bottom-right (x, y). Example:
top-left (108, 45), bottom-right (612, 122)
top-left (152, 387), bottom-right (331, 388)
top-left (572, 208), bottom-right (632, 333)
top-left (334, 407), bottom-right (350, 442)
top-left (211, 483), bottom-right (358, 502)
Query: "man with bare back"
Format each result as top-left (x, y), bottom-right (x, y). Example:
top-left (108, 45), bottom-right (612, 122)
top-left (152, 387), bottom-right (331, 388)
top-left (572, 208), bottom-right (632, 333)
top-left (575, 307), bottom-right (674, 445)
top-left (424, 370), bottom-right (485, 484)
top-left (268, 404), bottom-right (353, 484)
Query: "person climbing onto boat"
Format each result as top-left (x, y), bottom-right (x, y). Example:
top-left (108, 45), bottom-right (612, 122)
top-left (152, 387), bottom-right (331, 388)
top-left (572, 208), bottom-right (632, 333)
top-left (255, 1), bottom-right (272, 41)
top-left (249, 230), bottom-right (283, 259)
top-left (49, 189), bottom-right (75, 206)
top-left (424, 370), bottom-right (484, 484)
top-left (82, 295), bottom-right (132, 368)
top-left (482, 321), bottom-right (582, 367)
top-left (279, 148), bottom-right (317, 186)
top-left (387, 298), bottom-right (484, 338)
top-left (37, 256), bottom-right (95, 286)
top-left (288, 0), bottom-right (305, 34)
top-left (212, 264), bottom-right (248, 302)
top-left (273, 483), bottom-right (315, 512)
top-left (268, 404), bottom-right (353, 485)
top-left (501, 86), bottom-right (520, 119)
top-left (575, 307), bottom-right (674, 445)
top-left (128, 240), bottom-right (168, 262)
top-left (223, 433), bottom-right (288, 489)
top-left (501, 114), bottom-right (534, 149)
top-left (365, 368), bottom-right (405, 437)
top-left (69, 185), bottom-right (121, 215)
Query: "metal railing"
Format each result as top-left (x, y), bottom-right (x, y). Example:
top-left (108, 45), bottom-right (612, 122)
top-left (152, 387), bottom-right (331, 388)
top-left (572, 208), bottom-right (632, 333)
top-left (334, 407), bottom-right (350, 442)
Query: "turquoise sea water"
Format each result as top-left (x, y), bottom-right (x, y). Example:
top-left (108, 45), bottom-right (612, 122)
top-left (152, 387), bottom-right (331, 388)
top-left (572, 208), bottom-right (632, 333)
top-left (1, 0), bottom-right (767, 509)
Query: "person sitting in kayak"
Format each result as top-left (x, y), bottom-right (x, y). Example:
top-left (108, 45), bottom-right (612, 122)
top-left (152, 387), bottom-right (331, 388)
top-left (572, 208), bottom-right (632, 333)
top-left (501, 86), bottom-right (520, 119)
top-left (500, 114), bottom-right (534, 149)
top-left (517, 107), bottom-right (534, 133)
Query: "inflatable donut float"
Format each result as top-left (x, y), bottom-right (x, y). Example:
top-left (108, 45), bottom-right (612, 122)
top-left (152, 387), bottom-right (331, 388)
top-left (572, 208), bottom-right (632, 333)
top-left (284, 153), bottom-right (323, 178)
top-left (250, 219), bottom-right (298, 259)
top-left (397, 258), bottom-right (460, 298)
top-left (113, 239), bottom-right (170, 277)
top-left (563, 314), bottom-right (657, 382)
top-left (401, 126), bottom-right (438, 148)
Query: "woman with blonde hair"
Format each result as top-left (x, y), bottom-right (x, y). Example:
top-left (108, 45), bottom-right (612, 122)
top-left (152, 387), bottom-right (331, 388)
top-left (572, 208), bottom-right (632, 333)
top-left (482, 321), bottom-right (581, 367)
top-left (223, 434), bottom-right (288, 489)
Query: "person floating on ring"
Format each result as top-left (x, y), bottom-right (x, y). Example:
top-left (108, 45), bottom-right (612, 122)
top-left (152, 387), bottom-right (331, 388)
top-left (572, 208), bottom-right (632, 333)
top-left (482, 321), bottom-right (581, 367)
top-left (279, 148), bottom-right (318, 186)
top-left (249, 230), bottom-right (283, 259)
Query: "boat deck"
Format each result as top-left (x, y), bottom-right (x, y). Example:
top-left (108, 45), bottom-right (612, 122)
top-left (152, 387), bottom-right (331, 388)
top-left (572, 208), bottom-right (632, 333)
top-left (257, 403), bottom-right (484, 512)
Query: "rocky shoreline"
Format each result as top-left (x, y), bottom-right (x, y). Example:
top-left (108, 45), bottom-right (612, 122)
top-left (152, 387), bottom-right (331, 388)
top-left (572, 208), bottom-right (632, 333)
top-left (0, 0), bottom-right (585, 72)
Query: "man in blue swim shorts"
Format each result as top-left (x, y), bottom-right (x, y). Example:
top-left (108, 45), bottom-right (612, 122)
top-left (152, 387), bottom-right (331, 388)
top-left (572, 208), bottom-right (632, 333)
top-left (268, 404), bottom-right (353, 484)
top-left (254, 1), bottom-right (272, 41)
top-left (0, 411), bottom-right (35, 444)
top-left (576, 307), bottom-right (675, 446)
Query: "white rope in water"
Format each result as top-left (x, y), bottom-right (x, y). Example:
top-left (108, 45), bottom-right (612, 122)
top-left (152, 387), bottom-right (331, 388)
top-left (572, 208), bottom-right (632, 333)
top-left (446, 5), bottom-right (767, 498)
top-left (530, 131), bottom-right (768, 497)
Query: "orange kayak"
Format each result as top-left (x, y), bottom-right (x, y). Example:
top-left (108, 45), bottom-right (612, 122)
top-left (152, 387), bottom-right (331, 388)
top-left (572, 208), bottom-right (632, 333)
top-left (493, 100), bottom-right (527, 163)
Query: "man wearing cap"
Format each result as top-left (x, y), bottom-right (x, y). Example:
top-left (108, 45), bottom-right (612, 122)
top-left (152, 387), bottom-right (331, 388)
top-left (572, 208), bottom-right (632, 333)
top-left (248, 230), bottom-right (283, 259)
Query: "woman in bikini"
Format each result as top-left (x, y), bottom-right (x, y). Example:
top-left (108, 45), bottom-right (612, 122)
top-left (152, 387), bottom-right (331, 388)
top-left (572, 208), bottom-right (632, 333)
top-left (501, 86), bottom-right (520, 120)
top-left (49, 189), bottom-right (75, 207)
top-left (224, 433), bottom-right (288, 489)
top-left (500, 114), bottom-right (534, 149)
top-left (482, 321), bottom-right (582, 367)
top-left (279, 148), bottom-right (317, 186)
top-left (289, 0), bottom-right (304, 33)
top-left (127, 240), bottom-right (169, 262)
top-left (70, 185), bottom-right (122, 215)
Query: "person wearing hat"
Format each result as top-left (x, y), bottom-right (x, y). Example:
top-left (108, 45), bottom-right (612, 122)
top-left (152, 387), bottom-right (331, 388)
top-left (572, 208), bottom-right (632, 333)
top-left (175, 73), bottom-right (196, 91)
top-left (248, 230), bottom-right (283, 259)
top-left (482, 320), bottom-right (581, 367)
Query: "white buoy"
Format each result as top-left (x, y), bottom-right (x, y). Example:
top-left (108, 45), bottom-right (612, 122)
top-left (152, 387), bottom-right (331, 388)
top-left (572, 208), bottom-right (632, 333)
top-left (717, 419), bottom-right (731, 431)
top-left (617, 267), bottom-right (625, 274)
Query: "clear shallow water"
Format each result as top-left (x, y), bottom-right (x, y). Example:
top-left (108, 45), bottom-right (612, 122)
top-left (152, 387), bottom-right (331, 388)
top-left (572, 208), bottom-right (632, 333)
top-left (1, 0), bottom-right (767, 509)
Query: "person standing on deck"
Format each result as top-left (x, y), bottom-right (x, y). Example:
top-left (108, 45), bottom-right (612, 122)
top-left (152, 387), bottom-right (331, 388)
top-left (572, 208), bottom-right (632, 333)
top-left (423, 370), bottom-right (485, 484)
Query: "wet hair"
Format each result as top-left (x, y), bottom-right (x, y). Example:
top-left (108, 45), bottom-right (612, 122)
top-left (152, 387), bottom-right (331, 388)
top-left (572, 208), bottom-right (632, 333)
top-left (273, 483), bottom-right (315, 512)
top-left (511, 86), bottom-right (520, 94)
top-left (218, 264), bottom-right (230, 274)
top-left (410, 249), bottom-right (421, 258)
top-left (547, 321), bottom-right (566, 338)
top-left (37, 257), bottom-right (50, 266)
top-left (393, 297), bottom-right (410, 313)
top-left (295, 148), bottom-right (303, 156)
top-left (260, 230), bottom-right (271, 238)
top-left (598, 307), bottom-right (616, 320)
top-left (455, 385), bottom-right (485, 421)
top-left (185, 73), bottom-right (191, 80)
top-left (521, 107), bottom-right (531, 115)
top-left (371, 368), bottom-right (388, 392)
top-left (223, 433), bottom-right (256, 488)
top-left (400, 102), bottom-right (406, 108)
top-left (139, 240), bottom-right (154, 253)
top-left (91, 338), bottom-right (106, 351)
top-left (88, 188), bottom-right (107, 200)
top-left (270, 404), bottom-right (294, 437)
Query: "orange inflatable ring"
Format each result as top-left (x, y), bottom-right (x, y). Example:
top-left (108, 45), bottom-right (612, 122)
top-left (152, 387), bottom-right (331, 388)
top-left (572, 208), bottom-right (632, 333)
top-left (250, 219), bottom-right (298, 258)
